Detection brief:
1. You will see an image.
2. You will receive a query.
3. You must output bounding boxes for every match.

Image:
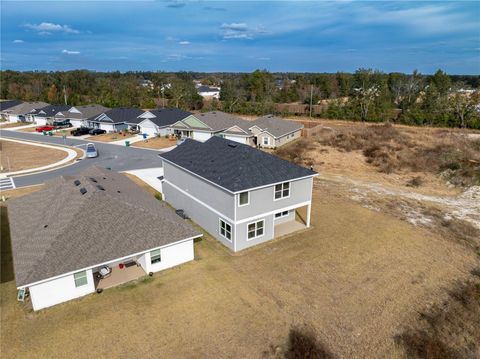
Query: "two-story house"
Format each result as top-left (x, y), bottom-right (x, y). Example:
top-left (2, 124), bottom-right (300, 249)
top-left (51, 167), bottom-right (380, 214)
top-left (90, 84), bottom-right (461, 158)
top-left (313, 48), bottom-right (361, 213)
top-left (159, 136), bottom-right (317, 251)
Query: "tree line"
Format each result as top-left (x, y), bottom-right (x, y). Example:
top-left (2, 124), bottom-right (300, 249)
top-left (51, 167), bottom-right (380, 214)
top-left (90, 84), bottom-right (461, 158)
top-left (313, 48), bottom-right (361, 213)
top-left (1, 69), bottom-right (479, 129)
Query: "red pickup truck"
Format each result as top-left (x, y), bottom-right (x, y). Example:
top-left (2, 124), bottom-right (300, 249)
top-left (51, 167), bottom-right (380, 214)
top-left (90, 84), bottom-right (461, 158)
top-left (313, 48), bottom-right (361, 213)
top-left (35, 125), bottom-right (55, 133)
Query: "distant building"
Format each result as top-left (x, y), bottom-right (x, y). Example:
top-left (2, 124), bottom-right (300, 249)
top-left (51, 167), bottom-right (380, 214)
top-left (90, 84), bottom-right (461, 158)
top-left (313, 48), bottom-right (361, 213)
top-left (197, 85), bottom-right (221, 99)
top-left (140, 79), bottom-right (154, 90)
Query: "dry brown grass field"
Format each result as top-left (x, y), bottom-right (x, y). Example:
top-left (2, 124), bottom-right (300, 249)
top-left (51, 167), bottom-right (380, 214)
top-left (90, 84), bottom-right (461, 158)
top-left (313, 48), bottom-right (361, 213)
top-left (0, 140), bottom-right (68, 172)
top-left (131, 136), bottom-right (176, 149)
top-left (89, 132), bottom-right (136, 142)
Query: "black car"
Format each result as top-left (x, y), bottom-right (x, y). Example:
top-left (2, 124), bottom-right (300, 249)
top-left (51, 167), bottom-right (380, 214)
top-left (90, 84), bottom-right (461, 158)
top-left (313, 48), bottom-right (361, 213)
top-left (71, 127), bottom-right (91, 136)
top-left (53, 119), bottom-right (73, 128)
top-left (89, 128), bottom-right (107, 136)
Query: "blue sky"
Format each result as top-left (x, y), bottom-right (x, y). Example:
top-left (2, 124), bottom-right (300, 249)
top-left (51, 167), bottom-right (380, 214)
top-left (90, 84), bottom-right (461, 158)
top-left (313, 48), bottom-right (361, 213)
top-left (1, 1), bottom-right (479, 74)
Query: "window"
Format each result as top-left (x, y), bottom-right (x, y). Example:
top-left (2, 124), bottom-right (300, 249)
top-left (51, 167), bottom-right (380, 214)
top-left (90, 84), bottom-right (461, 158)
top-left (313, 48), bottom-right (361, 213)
top-left (274, 182), bottom-right (290, 200)
top-left (274, 210), bottom-right (290, 219)
top-left (239, 191), bottom-right (249, 206)
top-left (151, 249), bottom-right (161, 264)
top-left (219, 219), bottom-right (232, 241)
top-left (247, 220), bottom-right (264, 240)
top-left (74, 271), bottom-right (88, 287)
top-left (263, 137), bottom-right (269, 145)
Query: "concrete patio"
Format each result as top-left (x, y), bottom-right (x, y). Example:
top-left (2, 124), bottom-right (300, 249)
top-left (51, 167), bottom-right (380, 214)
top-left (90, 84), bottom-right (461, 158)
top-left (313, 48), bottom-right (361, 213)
top-left (94, 264), bottom-right (146, 290)
top-left (274, 219), bottom-right (307, 238)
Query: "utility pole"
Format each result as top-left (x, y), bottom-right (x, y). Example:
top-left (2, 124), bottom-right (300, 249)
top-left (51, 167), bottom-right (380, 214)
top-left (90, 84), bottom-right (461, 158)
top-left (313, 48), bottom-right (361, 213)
top-left (63, 86), bottom-right (68, 105)
top-left (309, 85), bottom-right (313, 119)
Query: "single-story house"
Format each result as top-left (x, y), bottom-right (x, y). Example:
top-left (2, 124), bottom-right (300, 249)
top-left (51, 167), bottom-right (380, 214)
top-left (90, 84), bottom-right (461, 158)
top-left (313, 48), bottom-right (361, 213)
top-left (86, 107), bottom-right (144, 132)
top-left (27, 104), bottom-right (72, 126)
top-left (160, 136), bottom-right (317, 252)
top-left (170, 111), bottom-right (255, 145)
top-left (59, 104), bottom-right (110, 128)
top-left (197, 85), bottom-right (221, 99)
top-left (249, 115), bottom-right (303, 148)
top-left (1, 101), bottom-right (49, 123)
top-left (0, 99), bottom-right (23, 115)
top-left (8, 166), bottom-right (201, 311)
top-left (135, 108), bottom-right (192, 137)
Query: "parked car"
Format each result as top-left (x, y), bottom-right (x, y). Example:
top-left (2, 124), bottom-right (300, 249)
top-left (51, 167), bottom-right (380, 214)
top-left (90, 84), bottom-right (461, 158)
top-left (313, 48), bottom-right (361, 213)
top-left (53, 119), bottom-right (72, 128)
top-left (85, 143), bottom-right (98, 158)
top-left (35, 125), bottom-right (55, 133)
top-left (89, 128), bottom-right (106, 136)
top-left (71, 127), bottom-right (91, 136)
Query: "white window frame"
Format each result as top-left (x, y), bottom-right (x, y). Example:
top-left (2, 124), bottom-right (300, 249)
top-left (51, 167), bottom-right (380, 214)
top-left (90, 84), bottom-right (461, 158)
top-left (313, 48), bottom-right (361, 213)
top-left (238, 191), bottom-right (249, 207)
top-left (247, 219), bottom-right (265, 241)
top-left (274, 210), bottom-right (290, 220)
top-left (274, 182), bottom-right (290, 201)
top-left (150, 249), bottom-right (161, 264)
top-left (262, 136), bottom-right (269, 145)
top-left (74, 271), bottom-right (88, 287)
top-left (219, 219), bottom-right (232, 241)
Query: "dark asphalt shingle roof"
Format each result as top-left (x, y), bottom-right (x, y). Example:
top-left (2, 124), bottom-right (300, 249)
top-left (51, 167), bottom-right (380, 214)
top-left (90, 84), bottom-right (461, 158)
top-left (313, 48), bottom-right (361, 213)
top-left (63, 104), bottom-right (110, 120)
top-left (8, 167), bottom-right (201, 287)
top-left (2, 102), bottom-right (49, 115)
top-left (160, 136), bottom-right (316, 193)
top-left (141, 108), bottom-right (192, 127)
top-left (89, 107), bottom-right (144, 124)
top-left (251, 115), bottom-right (303, 138)
top-left (190, 111), bottom-right (253, 132)
top-left (197, 85), bottom-right (220, 92)
top-left (27, 104), bottom-right (71, 117)
top-left (0, 100), bottom-right (23, 111)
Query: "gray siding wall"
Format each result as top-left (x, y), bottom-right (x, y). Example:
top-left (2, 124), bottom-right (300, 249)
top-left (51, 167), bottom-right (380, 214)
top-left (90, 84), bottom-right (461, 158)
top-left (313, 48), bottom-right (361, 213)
top-left (235, 214), bottom-right (274, 251)
top-left (236, 177), bottom-right (313, 220)
top-left (272, 209), bottom-right (295, 224)
top-left (163, 162), bottom-right (235, 219)
top-left (163, 182), bottom-right (235, 251)
top-left (275, 129), bottom-right (302, 147)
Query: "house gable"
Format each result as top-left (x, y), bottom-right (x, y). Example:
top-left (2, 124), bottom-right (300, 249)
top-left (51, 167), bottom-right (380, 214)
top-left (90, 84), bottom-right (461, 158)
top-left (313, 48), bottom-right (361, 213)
top-left (183, 115), bottom-right (210, 129)
top-left (138, 111), bottom-right (156, 119)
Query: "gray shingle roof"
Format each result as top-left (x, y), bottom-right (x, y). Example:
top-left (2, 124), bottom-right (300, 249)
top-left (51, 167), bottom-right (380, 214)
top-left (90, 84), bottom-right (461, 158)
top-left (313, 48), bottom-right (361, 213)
top-left (191, 111), bottom-right (253, 132)
top-left (160, 136), bottom-right (316, 193)
top-left (27, 104), bottom-right (71, 117)
top-left (141, 108), bottom-right (192, 127)
top-left (0, 100), bottom-right (23, 111)
top-left (250, 115), bottom-right (303, 138)
top-left (8, 167), bottom-right (201, 287)
top-left (64, 104), bottom-right (110, 120)
top-left (2, 101), bottom-right (49, 115)
top-left (89, 107), bottom-right (144, 124)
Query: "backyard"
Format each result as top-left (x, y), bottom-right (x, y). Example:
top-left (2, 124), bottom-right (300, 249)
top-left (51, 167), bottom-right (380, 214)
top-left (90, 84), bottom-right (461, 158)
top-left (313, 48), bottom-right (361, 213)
top-left (1, 182), bottom-right (478, 358)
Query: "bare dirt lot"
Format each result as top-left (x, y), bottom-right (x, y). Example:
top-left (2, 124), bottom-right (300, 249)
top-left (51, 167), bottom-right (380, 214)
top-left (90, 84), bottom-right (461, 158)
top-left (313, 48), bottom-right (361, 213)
top-left (131, 136), bottom-right (176, 149)
top-left (89, 132), bottom-right (136, 142)
top-left (1, 183), bottom-right (478, 358)
top-left (0, 140), bottom-right (68, 173)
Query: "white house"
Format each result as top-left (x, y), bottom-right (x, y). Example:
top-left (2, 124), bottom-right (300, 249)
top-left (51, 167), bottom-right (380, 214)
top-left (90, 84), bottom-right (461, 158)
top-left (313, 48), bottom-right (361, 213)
top-left (197, 85), bottom-right (221, 99)
top-left (86, 107), bottom-right (144, 132)
top-left (8, 166), bottom-right (201, 311)
top-left (27, 104), bottom-right (72, 126)
top-left (134, 108), bottom-right (192, 137)
top-left (1, 101), bottom-right (49, 123)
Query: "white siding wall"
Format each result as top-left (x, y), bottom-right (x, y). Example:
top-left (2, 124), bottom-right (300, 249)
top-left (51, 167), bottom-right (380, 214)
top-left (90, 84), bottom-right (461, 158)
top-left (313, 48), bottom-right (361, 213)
top-left (144, 239), bottom-right (194, 273)
top-left (192, 131), bottom-right (212, 142)
top-left (69, 119), bottom-right (84, 128)
top-left (224, 135), bottom-right (248, 144)
top-left (35, 117), bottom-right (47, 126)
top-left (29, 269), bottom-right (95, 311)
top-left (139, 120), bottom-right (159, 136)
top-left (8, 114), bottom-right (20, 123)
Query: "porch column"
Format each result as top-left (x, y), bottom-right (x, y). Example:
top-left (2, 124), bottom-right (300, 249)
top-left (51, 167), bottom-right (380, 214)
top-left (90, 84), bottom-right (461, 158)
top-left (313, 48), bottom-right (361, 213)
top-left (306, 203), bottom-right (311, 228)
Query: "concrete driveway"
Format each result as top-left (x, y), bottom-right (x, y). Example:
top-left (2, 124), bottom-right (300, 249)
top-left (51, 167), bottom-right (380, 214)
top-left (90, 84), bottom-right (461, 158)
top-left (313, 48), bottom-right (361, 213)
top-left (0, 129), bottom-right (164, 188)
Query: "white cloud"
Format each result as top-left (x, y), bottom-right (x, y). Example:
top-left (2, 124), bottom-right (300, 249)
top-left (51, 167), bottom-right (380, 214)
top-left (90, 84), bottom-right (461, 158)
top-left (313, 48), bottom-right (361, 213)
top-left (25, 22), bottom-right (79, 34)
top-left (13, 39), bottom-right (24, 43)
top-left (62, 49), bottom-right (80, 55)
top-left (179, 41), bottom-right (190, 45)
top-left (166, 0), bottom-right (185, 9)
top-left (221, 22), bottom-right (268, 40)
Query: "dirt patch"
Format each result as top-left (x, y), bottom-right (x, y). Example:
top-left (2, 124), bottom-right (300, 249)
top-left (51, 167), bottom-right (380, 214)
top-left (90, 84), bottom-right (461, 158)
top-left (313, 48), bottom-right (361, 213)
top-left (0, 184), bottom-right (45, 200)
top-left (1, 185), bottom-right (477, 358)
top-left (0, 122), bottom-right (34, 129)
top-left (0, 140), bottom-right (68, 173)
top-left (131, 136), bottom-right (176, 149)
top-left (89, 132), bottom-right (136, 142)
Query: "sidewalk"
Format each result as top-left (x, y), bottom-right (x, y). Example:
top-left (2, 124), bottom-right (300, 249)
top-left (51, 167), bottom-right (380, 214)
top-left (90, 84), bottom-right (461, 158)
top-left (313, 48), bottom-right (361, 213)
top-left (1, 124), bottom-right (37, 131)
top-left (123, 167), bottom-right (164, 193)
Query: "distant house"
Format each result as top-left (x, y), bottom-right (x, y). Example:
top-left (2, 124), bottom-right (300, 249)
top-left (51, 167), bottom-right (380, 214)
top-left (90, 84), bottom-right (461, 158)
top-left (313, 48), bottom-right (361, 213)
top-left (140, 79), bottom-right (154, 90)
top-left (249, 115), bottom-right (303, 148)
top-left (160, 136), bottom-right (317, 252)
top-left (170, 111), bottom-right (255, 144)
top-left (8, 167), bottom-right (201, 311)
top-left (27, 104), bottom-right (72, 126)
top-left (0, 100), bottom-right (23, 115)
top-left (135, 108), bottom-right (192, 137)
top-left (197, 85), bottom-right (221, 99)
top-left (59, 105), bottom-right (110, 128)
top-left (1, 101), bottom-right (49, 123)
top-left (86, 107), bottom-right (144, 132)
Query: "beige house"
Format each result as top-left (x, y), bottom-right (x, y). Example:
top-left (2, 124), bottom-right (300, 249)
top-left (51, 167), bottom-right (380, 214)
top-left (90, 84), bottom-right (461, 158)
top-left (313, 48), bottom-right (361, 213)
top-left (249, 115), bottom-right (303, 148)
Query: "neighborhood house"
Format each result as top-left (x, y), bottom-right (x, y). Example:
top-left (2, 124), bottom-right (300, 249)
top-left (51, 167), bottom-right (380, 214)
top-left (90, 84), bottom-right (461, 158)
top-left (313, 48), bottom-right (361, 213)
top-left (249, 115), bottom-right (303, 148)
top-left (159, 136), bottom-right (317, 252)
top-left (26, 104), bottom-right (72, 126)
top-left (86, 107), bottom-right (144, 132)
top-left (1, 101), bottom-right (49, 123)
top-left (135, 108), bottom-right (192, 136)
top-left (8, 167), bottom-right (201, 311)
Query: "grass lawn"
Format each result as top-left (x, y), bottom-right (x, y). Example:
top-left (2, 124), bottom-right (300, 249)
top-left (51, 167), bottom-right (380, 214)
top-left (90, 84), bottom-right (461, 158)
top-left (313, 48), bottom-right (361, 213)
top-left (0, 140), bottom-right (68, 173)
top-left (0, 122), bottom-right (34, 129)
top-left (131, 136), bottom-right (176, 149)
top-left (89, 132), bottom-right (136, 142)
top-left (1, 182), bottom-right (477, 358)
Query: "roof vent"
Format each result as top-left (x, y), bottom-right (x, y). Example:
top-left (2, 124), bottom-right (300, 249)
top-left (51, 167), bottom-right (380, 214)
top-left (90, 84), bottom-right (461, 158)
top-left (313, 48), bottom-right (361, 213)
top-left (117, 190), bottom-right (121, 193)
top-left (89, 177), bottom-right (97, 183)
top-left (96, 185), bottom-right (105, 191)
top-left (74, 180), bottom-right (81, 186)
top-left (80, 188), bottom-right (87, 195)
top-left (227, 143), bottom-right (237, 148)
top-left (43, 224), bottom-right (48, 229)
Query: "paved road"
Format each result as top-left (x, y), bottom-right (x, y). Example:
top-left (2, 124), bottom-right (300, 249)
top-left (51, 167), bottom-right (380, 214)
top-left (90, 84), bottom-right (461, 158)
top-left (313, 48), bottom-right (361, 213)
top-left (1, 130), bottom-right (163, 188)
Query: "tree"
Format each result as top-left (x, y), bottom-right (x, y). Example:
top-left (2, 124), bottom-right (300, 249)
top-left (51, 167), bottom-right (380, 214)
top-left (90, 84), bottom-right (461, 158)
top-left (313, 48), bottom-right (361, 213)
top-left (449, 88), bottom-right (479, 128)
top-left (352, 69), bottom-right (381, 121)
top-left (47, 84), bottom-right (58, 103)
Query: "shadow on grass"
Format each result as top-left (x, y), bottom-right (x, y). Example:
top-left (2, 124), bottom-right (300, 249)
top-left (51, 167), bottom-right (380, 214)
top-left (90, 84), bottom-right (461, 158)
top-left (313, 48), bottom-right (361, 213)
top-left (1, 206), bottom-right (14, 283)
